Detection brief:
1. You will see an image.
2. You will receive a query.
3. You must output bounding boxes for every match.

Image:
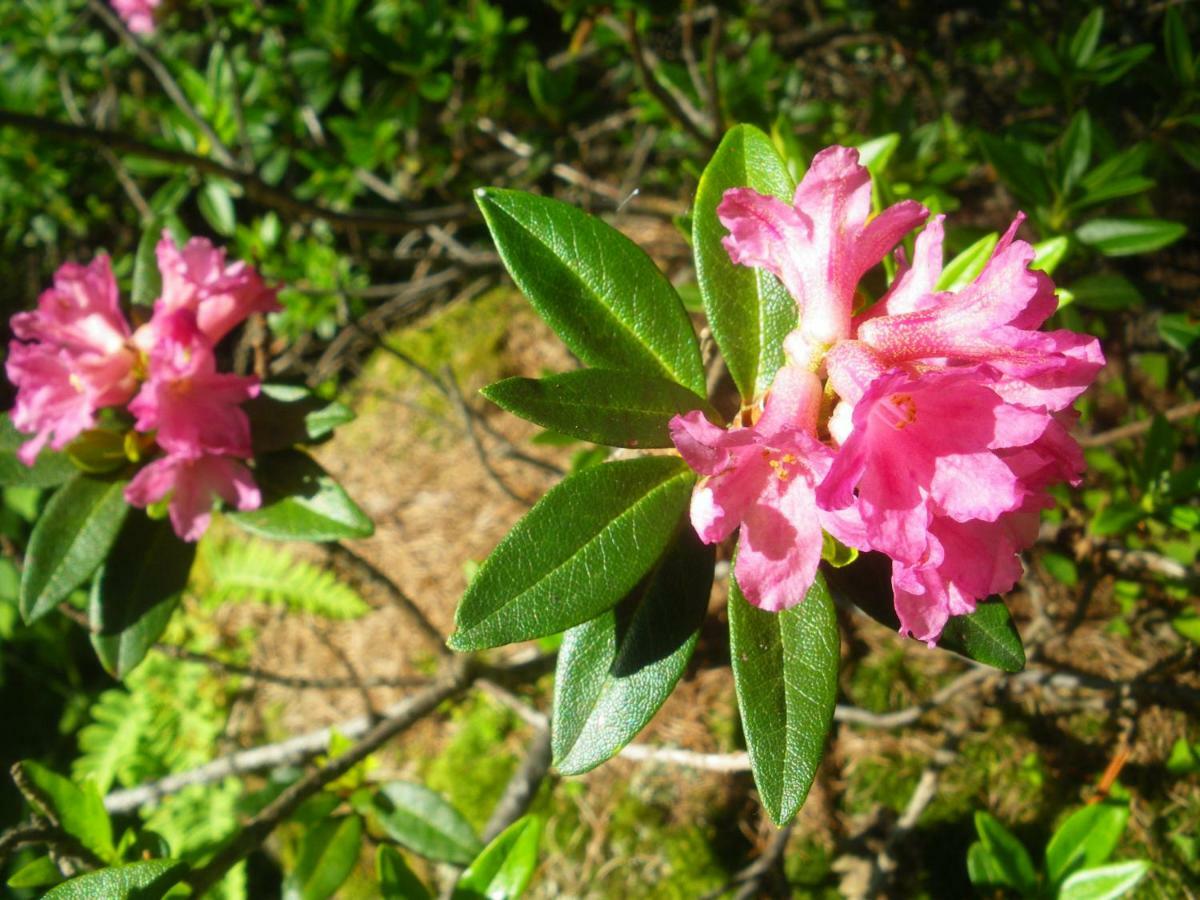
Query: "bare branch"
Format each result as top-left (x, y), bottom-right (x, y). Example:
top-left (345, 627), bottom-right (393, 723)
top-left (1078, 399), bottom-right (1200, 448)
top-left (156, 644), bottom-right (428, 691)
top-left (619, 12), bottom-right (715, 146)
top-left (481, 728), bottom-right (553, 844)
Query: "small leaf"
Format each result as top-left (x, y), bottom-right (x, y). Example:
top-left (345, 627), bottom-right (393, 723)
top-left (936, 232), bottom-right (998, 292)
top-left (1031, 236), bottom-right (1070, 275)
top-left (966, 841), bottom-right (1009, 888)
top-left (283, 815), bottom-right (364, 900)
top-left (41, 860), bottom-right (187, 900)
top-left (0, 418), bottom-right (76, 488)
top-left (89, 511), bottom-right (196, 678)
top-left (482, 370), bottom-right (717, 449)
top-left (371, 782), bottom-right (481, 865)
top-left (973, 811), bottom-right (1037, 894)
top-left (1069, 8), bottom-right (1105, 69)
top-left (475, 188), bottom-right (704, 394)
top-left (978, 134), bottom-right (1051, 207)
top-left (1165, 8), bottom-right (1195, 85)
top-left (552, 526), bottom-right (714, 774)
top-left (16, 760), bottom-right (115, 863)
top-left (1059, 110), bottom-right (1093, 193)
top-left (378, 845), bottom-right (431, 899)
top-left (1059, 860), bottom-right (1150, 900)
top-left (6, 854), bottom-right (61, 889)
top-left (1075, 219), bottom-right (1186, 256)
top-left (693, 124), bottom-right (797, 400)
top-left (228, 450), bottom-right (374, 541)
top-left (1158, 313), bottom-right (1200, 352)
top-left (1046, 803), bottom-right (1130, 887)
top-left (729, 568), bottom-right (839, 826)
top-left (19, 475), bottom-right (129, 624)
top-left (939, 598), bottom-right (1026, 673)
top-left (198, 178), bottom-right (237, 236)
top-left (131, 220), bottom-right (164, 307)
top-left (244, 385), bottom-right (355, 454)
top-left (453, 816), bottom-right (543, 900)
top-left (449, 457), bottom-right (695, 651)
top-left (1069, 274), bottom-right (1142, 311)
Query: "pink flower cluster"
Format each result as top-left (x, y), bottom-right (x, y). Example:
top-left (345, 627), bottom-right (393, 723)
top-left (6, 233), bottom-right (279, 541)
top-left (110, 0), bottom-right (161, 35)
top-left (671, 147), bottom-right (1104, 644)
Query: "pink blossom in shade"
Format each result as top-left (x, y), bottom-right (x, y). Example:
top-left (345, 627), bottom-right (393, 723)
top-left (816, 364), bottom-right (1054, 570)
top-left (670, 366), bottom-right (838, 612)
top-left (125, 453), bottom-right (261, 542)
top-left (717, 146), bottom-right (927, 365)
top-left (6, 256), bottom-right (138, 464)
top-left (141, 232), bottom-right (279, 347)
top-left (110, 0), bottom-right (160, 34)
top-left (853, 214), bottom-right (1105, 413)
top-left (128, 309), bottom-right (259, 458)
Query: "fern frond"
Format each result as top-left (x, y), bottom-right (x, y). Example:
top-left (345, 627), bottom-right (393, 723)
top-left (73, 689), bottom-right (152, 794)
top-left (194, 537), bottom-right (369, 620)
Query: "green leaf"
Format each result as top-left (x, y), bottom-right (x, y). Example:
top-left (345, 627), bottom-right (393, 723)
top-left (475, 188), bottom-right (704, 394)
top-left (1158, 313), bottom-right (1200, 352)
top-left (89, 511), bottom-right (196, 678)
top-left (856, 133), bottom-right (901, 174)
top-left (728, 568), bottom-right (838, 826)
top-left (198, 178), bottom-right (237, 236)
top-left (449, 457), bottom-right (695, 651)
top-left (1069, 9), bottom-right (1105, 68)
top-left (939, 598), bottom-right (1026, 673)
top-left (482, 370), bottom-right (717, 449)
top-left (1046, 803), bottom-right (1130, 887)
top-left (978, 134), bottom-right (1050, 207)
top-left (244, 385), bottom-right (356, 454)
top-left (1059, 860), bottom-right (1150, 900)
top-left (1031, 236), bottom-right (1070, 275)
top-left (1165, 8), bottom-right (1195, 85)
top-left (552, 526), bottom-right (714, 774)
top-left (1173, 615), bottom-right (1200, 644)
top-left (936, 232), bottom-right (998, 292)
top-left (377, 845), bottom-right (431, 899)
top-left (283, 815), bottom-right (364, 900)
top-left (371, 782), bottom-right (481, 865)
top-left (19, 475), bottom-right (129, 624)
top-left (966, 842), bottom-right (1009, 888)
top-left (1075, 219), bottom-right (1186, 256)
top-left (1069, 274), bottom-right (1142, 311)
top-left (1072, 176), bottom-right (1155, 211)
top-left (131, 220), bottom-right (163, 307)
top-left (228, 450), bottom-right (374, 541)
top-left (973, 811), bottom-right (1036, 894)
top-left (453, 816), bottom-right (543, 900)
top-left (0, 418), bottom-right (76, 488)
top-left (41, 860), bottom-right (187, 900)
top-left (16, 760), bottom-right (115, 862)
top-left (1059, 110), bottom-right (1093, 193)
top-left (6, 854), bottom-right (60, 889)
top-left (693, 124), bottom-right (797, 400)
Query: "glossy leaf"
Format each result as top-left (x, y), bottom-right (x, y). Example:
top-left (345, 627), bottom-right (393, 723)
top-left (1059, 861), bottom-right (1150, 900)
top-left (0, 418), bottom-right (76, 488)
top-left (16, 760), bottom-right (115, 863)
top-left (973, 811), bottom-right (1036, 895)
top-left (245, 385), bottom-right (355, 454)
top-left (729, 569), bottom-right (838, 826)
top-left (131, 219), bottom-right (163, 307)
top-left (372, 782), bottom-right (482, 865)
top-left (693, 124), bottom-right (797, 401)
top-left (378, 845), bottom-right (431, 900)
top-left (89, 511), bottom-right (196, 678)
top-left (453, 816), bottom-right (543, 900)
top-left (1031, 236), bottom-right (1070, 275)
top-left (936, 232), bottom-right (998, 292)
top-left (19, 475), bottom-right (129, 624)
top-left (482, 370), bottom-right (717, 449)
top-left (6, 854), bottom-right (60, 889)
top-left (978, 134), bottom-right (1050, 207)
top-left (1069, 9), bottom-right (1104, 69)
top-left (552, 526), bottom-right (714, 775)
top-left (1059, 110), bottom-right (1093, 192)
top-left (1069, 274), bottom-right (1141, 311)
top-left (939, 598), bottom-right (1026, 673)
top-left (1075, 219), bottom-right (1186, 256)
top-left (475, 188), bottom-right (705, 394)
top-left (1046, 803), bottom-right (1130, 887)
top-left (283, 815), bottom-right (364, 900)
top-left (449, 457), bottom-right (695, 651)
top-left (228, 450), bottom-right (374, 541)
top-left (966, 842), bottom-right (1009, 889)
top-left (41, 860), bottom-right (187, 900)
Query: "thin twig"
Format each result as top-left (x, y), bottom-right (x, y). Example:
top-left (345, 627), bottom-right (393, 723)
top-left (200, 0), bottom-right (255, 170)
top-left (620, 12), bottom-right (714, 146)
top-left (442, 363), bottom-right (532, 506)
top-left (481, 728), bottom-right (553, 844)
top-left (156, 644), bottom-right (428, 691)
top-left (733, 822), bottom-right (795, 900)
top-left (1078, 399), bottom-right (1200, 448)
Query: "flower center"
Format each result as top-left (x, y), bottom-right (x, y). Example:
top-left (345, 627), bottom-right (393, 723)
top-left (762, 449), bottom-right (800, 481)
top-left (878, 392), bottom-right (918, 430)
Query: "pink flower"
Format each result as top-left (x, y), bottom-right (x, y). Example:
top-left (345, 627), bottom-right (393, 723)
top-left (6, 256), bottom-right (137, 463)
top-left (670, 366), bottom-right (839, 611)
top-left (717, 146), bottom-right (927, 365)
top-left (853, 215), bottom-right (1104, 413)
top-left (110, 0), bottom-right (161, 35)
top-left (125, 453), bottom-right (261, 541)
top-left (128, 309), bottom-right (258, 458)
top-left (137, 232), bottom-right (278, 348)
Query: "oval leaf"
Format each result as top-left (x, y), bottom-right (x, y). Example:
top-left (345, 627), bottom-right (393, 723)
top-left (20, 475), bottom-right (129, 624)
top-left (482, 370), bottom-right (717, 449)
top-left (228, 450), bottom-right (374, 541)
top-left (476, 188), bottom-right (704, 394)
top-left (729, 568), bottom-right (839, 826)
top-left (372, 782), bottom-right (481, 865)
top-left (552, 526), bottom-right (714, 775)
top-left (694, 124), bottom-right (797, 401)
top-left (939, 598), bottom-right (1026, 673)
top-left (448, 456), bottom-right (695, 651)
top-left (377, 845), bottom-right (431, 900)
top-left (453, 815), bottom-right (543, 900)
top-left (89, 511), bottom-right (197, 678)
top-left (1046, 803), bottom-right (1130, 887)
top-left (283, 815), bottom-right (364, 900)
top-left (41, 860), bottom-right (187, 900)
top-left (973, 811), bottom-right (1037, 894)
top-left (16, 760), bottom-right (114, 863)
top-left (936, 232), bottom-right (998, 292)
top-left (1059, 860), bottom-right (1150, 900)
top-left (1075, 218), bottom-right (1186, 256)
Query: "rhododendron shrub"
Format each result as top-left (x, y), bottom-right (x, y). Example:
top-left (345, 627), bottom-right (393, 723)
top-left (450, 126), bottom-right (1102, 826)
top-left (4, 230), bottom-right (371, 678)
